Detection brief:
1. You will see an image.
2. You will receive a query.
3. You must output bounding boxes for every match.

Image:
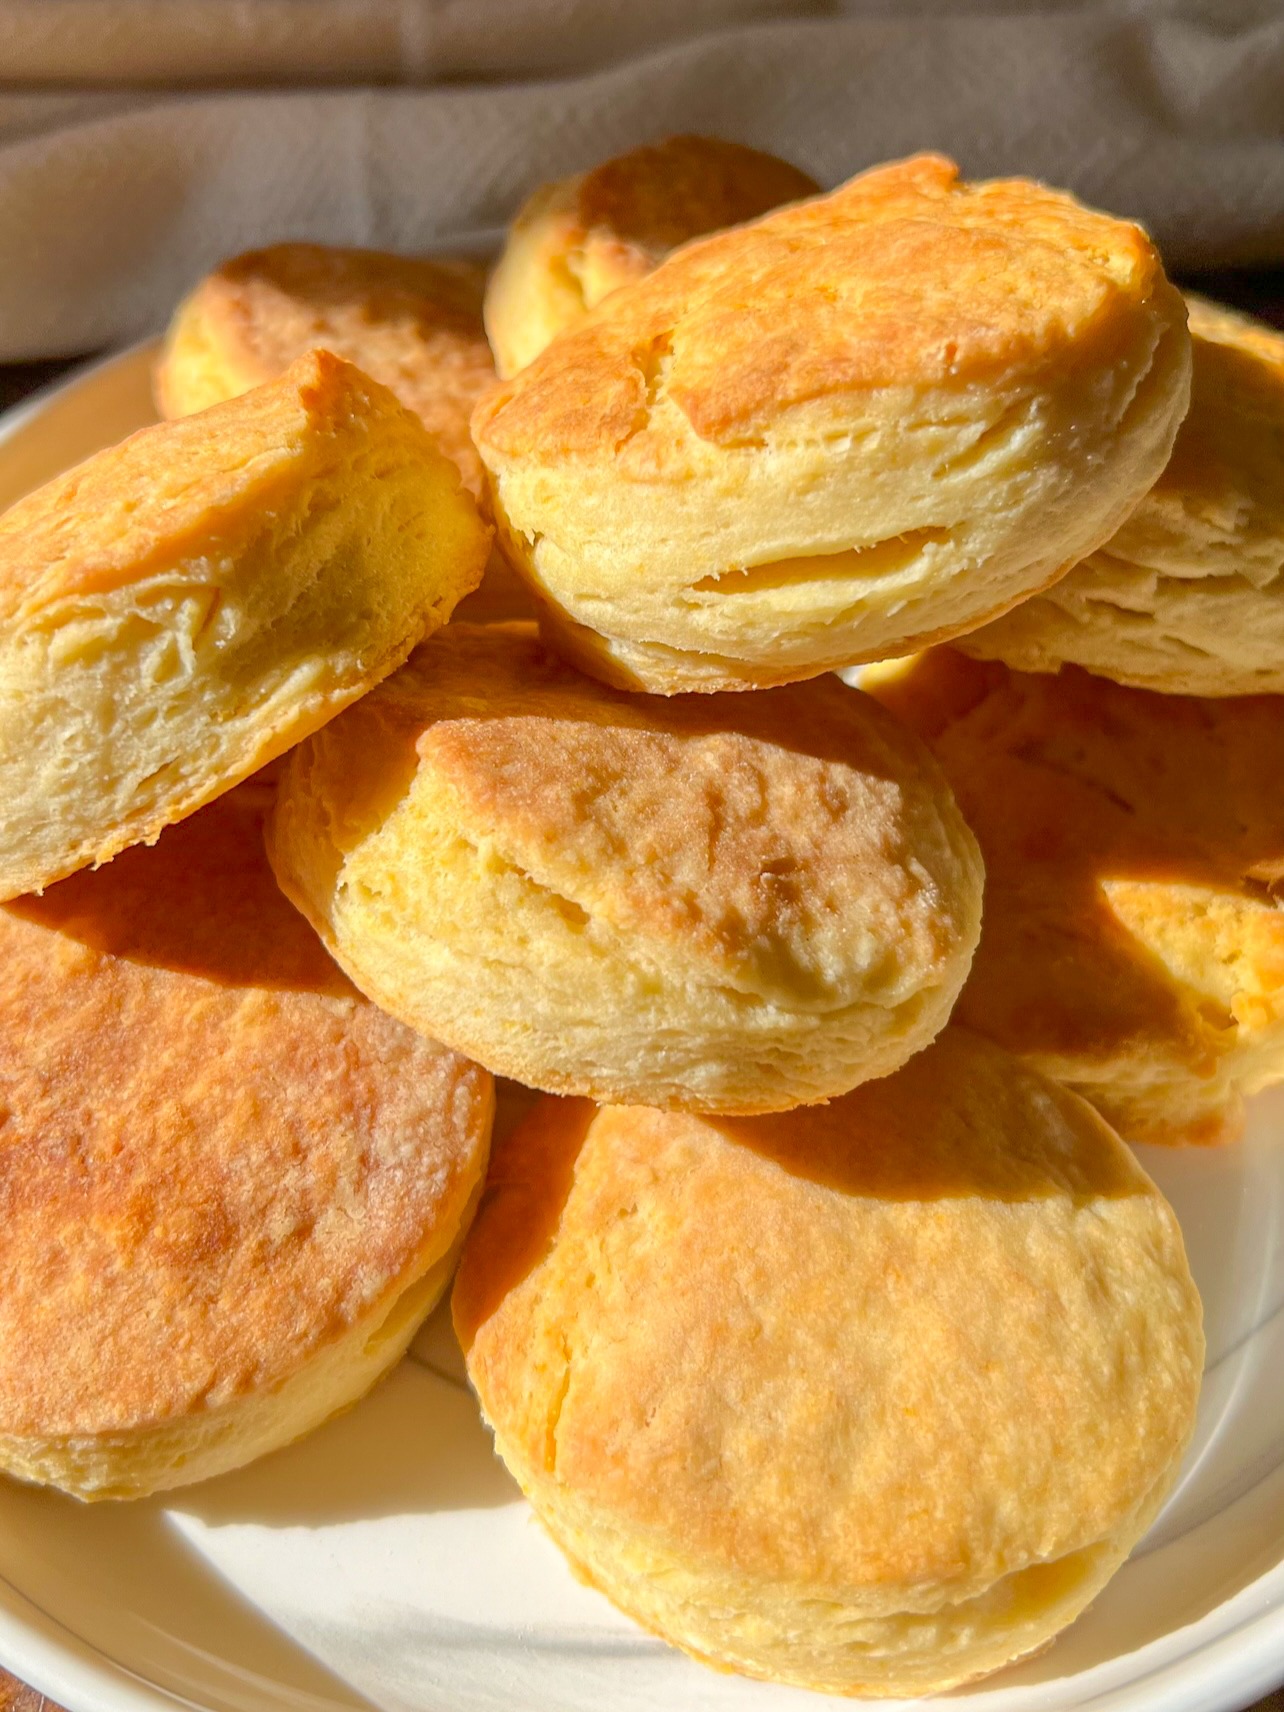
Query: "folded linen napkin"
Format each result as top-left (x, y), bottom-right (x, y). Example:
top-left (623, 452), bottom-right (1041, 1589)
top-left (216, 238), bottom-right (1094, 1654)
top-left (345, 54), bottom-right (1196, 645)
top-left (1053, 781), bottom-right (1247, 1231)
top-left (0, 0), bottom-right (794, 84)
top-left (1, 5), bottom-right (1283, 357)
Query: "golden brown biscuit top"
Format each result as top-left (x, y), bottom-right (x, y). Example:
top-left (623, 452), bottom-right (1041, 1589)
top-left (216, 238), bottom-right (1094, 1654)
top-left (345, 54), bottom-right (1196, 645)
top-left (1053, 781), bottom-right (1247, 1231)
top-left (872, 649), bottom-right (1284, 1077)
top-left (171, 244), bottom-right (495, 495)
top-left (0, 782), bottom-right (491, 1437)
top-left (320, 623), bottom-right (978, 1012)
top-left (455, 1032), bottom-right (1201, 1592)
top-left (1104, 295), bottom-right (1284, 572)
top-left (475, 153), bottom-right (1173, 458)
top-left (568, 134), bottom-right (818, 268)
top-left (0, 349), bottom-right (449, 628)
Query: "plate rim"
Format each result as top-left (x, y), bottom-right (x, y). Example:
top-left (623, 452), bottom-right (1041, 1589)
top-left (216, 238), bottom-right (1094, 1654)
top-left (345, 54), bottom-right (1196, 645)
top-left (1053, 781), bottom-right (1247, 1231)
top-left (0, 1571), bottom-right (201, 1712)
top-left (0, 337), bottom-right (161, 450)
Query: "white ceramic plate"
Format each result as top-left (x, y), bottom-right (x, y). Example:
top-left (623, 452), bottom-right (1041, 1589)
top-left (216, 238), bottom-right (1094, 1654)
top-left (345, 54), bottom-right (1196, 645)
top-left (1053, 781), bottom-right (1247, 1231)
top-left (2, 345), bottom-right (1284, 1712)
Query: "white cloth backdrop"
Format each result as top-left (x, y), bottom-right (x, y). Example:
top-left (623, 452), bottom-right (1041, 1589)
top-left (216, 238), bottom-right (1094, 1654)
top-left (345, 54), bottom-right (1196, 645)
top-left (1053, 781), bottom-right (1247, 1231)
top-left (0, 1), bottom-right (1282, 357)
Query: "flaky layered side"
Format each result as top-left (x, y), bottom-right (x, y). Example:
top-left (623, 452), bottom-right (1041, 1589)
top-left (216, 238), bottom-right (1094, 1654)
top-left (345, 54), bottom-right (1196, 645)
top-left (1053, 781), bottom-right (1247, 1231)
top-left (0, 349), bottom-right (490, 900)
top-left (0, 784), bottom-right (493, 1500)
top-left (484, 135), bottom-right (819, 378)
top-left (455, 1035), bottom-right (1203, 1697)
top-left (156, 243), bottom-right (497, 501)
top-left (963, 297), bottom-right (1284, 694)
top-left (871, 647), bottom-right (1284, 1144)
top-left (267, 622), bottom-right (983, 1113)
top-left (474, 153), bottom-right (1191, 693)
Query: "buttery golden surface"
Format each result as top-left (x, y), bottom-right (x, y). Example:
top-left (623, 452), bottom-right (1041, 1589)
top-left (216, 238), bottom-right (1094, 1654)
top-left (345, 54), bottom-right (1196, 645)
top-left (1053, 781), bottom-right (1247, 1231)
top-left (473, 153), bottom-right (1191, 693)
top-left (454, 1033), bottom-right (1203, 1697)
top-left (0, 348), bottom-right (490, 901)
top-left (964, 296), bottom-right (1284, 693)
top-left (156, 243), bottom-right (496, 500)
top-left (0, 782), bottom-right (492, 1499)
top-left (267, 622), bottom-right (982, 1113)
top-left (483, 135), bottom-right (818, 378)
top-left (871, 648), bottom-right (1284, 1144)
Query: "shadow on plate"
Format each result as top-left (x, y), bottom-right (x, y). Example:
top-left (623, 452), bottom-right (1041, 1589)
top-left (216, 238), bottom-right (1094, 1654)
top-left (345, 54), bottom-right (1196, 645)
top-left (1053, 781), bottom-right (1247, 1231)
top-left (173, 1361), bottom-right (517, 1530)
top-left (0, 1474), bottom-right (373, 1712)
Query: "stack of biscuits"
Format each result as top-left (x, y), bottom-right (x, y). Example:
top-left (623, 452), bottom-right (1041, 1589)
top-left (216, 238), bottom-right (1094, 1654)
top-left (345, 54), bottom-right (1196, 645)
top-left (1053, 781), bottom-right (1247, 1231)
top-left (13, 133), bottom-right (1284, 1695)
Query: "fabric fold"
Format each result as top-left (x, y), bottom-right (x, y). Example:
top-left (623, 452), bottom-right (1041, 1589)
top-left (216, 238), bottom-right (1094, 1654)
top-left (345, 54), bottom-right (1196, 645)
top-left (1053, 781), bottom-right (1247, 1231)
top-left (1, 8), bottom-right (1283, 358)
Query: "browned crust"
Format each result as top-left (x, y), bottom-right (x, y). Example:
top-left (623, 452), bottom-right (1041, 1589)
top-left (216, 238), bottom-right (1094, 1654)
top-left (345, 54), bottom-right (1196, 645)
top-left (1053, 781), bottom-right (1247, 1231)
top-left (456, 1037), bottom-right (1199, 1596)
top-left (158, 244), bottom-right (496, 498)
top-left (0, 348), bottom-right (459, 625)
top-left (475, 154), bottom-right (1168, 459)
top-left (0, 783), bottom-right (491, 1436)
top-left (571, 135), bottom-right (819, 263)
top-left (871, 648), bottom-right (1284, 1142)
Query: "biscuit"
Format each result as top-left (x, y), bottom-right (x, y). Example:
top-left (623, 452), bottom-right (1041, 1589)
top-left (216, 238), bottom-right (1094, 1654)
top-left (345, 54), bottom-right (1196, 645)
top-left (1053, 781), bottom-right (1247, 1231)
top-left (870, 647), bottom-right (1284, 1145)
top-left (454, 1032), bottom-right (1203, 1698)
top-left (0, 782), bottom-right (492, 1500)
top-left (0, 349), bottom-right (490, 902)
top-left (267, 622), bottom-right (983, 1113)
top-left (473, 153), bottom-right (1191, 694)
top-left (156, 242), bottom-right (496, 501)
top-left (483, 135), bottom-right (818, 378)
top-left (156, 242), bottom-right (522, 623)
top-left (962, 297), bottom-right (1284, 694)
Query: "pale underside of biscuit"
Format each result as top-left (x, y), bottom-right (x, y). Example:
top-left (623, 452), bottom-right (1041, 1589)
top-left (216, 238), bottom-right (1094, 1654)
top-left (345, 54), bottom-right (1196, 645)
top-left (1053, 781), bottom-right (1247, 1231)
top-left (961, 296), bottom-right (1284, 695)
top-left (870, 647), bottom-right (1284, 1144)
top-left (156, 242), bottom-right (496, 502)
top-left (0, 349), bottom-right (490, 902)
top-left (267, 622), bottom-right (983, 1114)
top-left (454, 1035), bottom-right (1203, 1696)
top-left (474, 152), bottom-right (1192, 694)
top-left (484, 135), bottom-right (820, 379)
top-left (0, 786), bottom-right (493, 1499)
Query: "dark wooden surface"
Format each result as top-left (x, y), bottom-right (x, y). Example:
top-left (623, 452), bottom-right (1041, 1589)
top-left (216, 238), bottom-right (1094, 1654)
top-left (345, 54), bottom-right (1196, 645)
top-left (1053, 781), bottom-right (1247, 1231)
top-left (0, 358), bottom-right (79, 414)
top-left (0, 1676), bottom-right (59, 1712)
top-left (3, 281), bottom-right (1284, 1711)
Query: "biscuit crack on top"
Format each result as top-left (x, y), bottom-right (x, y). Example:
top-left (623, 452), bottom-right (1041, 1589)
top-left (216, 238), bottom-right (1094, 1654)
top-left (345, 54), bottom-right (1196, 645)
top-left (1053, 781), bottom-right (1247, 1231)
top-left (617, 333), bottom-right (673, 450)
top-left (543, 1335), bottom-right (573, 1475)
top-left (454, 823), bottom-right (595, 937)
